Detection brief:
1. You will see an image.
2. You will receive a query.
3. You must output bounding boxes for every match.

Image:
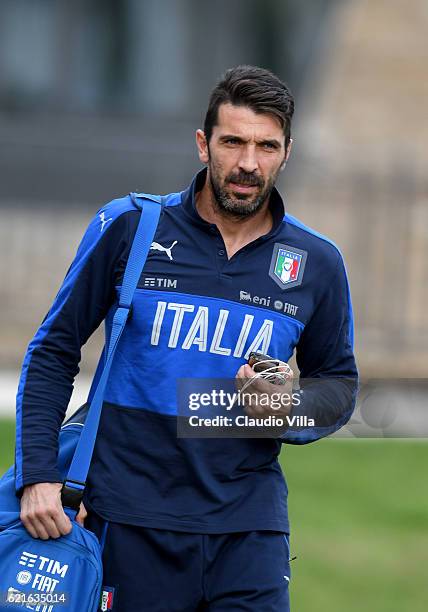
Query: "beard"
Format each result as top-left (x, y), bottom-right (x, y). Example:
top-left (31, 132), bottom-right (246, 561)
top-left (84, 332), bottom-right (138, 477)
top-left (209, 163), bottom-right (279, 219)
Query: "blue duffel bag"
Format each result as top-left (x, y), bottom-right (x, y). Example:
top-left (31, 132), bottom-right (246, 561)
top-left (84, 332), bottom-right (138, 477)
top-left (0, 517), bottom-right (102, 611)
top-left (0, 410), bottom-right (101, 611)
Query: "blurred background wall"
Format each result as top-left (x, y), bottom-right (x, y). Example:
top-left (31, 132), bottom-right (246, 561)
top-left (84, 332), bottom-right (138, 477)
top-left (0, 0), bottom-right (427, 378)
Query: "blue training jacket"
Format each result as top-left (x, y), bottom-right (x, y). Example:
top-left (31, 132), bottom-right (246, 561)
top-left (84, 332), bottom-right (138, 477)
top-left (15, 168), bottom-right (358, 534)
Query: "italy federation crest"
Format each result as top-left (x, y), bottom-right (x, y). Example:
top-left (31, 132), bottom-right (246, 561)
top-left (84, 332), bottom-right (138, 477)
top-left (269, 243), bottom-right (307, 289)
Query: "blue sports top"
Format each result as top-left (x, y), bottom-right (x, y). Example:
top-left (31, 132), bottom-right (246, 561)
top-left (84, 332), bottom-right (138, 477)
top-left (15, 169), bottom-right (358, 534)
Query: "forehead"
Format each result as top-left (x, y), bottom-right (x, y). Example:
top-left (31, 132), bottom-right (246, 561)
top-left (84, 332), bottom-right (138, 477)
top-left (214, 103), bottom-right (284, 142)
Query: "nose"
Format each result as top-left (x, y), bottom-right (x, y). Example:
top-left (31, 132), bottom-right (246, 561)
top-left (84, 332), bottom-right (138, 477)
top-left (238, 144), bottom-right (258, 174)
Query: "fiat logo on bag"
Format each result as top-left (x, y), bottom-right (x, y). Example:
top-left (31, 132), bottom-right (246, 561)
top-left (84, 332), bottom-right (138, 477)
top-left (16, 570), bottom-right (32, 585)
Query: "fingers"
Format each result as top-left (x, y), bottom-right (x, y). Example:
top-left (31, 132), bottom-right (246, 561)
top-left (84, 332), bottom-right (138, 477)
top-left (20, 515), bottom-right (39, 539)
top-left (54, 508), bottom-right (73, 536)
top-left (32, 517), bottom-right (59, 540)
top-left (237, 362), bottom-right (293, 390)
top-left (278, 363), bottom-right (294, 381)
top-left (236, 364), bottom-right (269, 394)
top-left (21, 512), bottom-right (55, 540)
top-left (21, 508), bottom-right (71, 539)
top-left (28, 518), bottom-right (50, 541)
top-left (43, 516), bottom-right (62, 539)
top-left (76, 502), bottom-right (88, 526)
top-left (236, 364), bottom-right (251, 393)
top-left (235, 361), bottom-right (294, 417)
top-left (236, 364), bottom-right (253, 379)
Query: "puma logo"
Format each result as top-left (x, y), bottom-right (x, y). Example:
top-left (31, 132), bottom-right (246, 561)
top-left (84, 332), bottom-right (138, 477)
top-left (99, 211), bottom-right (113, 232)
top-left (150, 241), bottom-right (177, 261)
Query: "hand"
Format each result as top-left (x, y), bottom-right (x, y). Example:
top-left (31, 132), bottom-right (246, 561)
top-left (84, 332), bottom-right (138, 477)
top-left (236, 363), bottom-right (294, 418)
top-left (20, 482), bottom-right (86, 539)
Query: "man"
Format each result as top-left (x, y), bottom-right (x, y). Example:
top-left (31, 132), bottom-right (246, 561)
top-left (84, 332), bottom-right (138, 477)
top-left (16, 65), bottom-right (357, 610)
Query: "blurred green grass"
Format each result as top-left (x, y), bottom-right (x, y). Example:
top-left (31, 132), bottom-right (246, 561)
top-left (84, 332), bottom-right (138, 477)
top-left (0, 418), bottom-right (15, 473)
top-left (282, 438), bottom-right (428, 612)
top-left (1, 418), bottom-right (427, 610)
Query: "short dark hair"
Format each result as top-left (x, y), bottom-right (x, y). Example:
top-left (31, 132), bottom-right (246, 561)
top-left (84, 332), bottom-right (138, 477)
top-left (204, 65), bottom-right (294, 147)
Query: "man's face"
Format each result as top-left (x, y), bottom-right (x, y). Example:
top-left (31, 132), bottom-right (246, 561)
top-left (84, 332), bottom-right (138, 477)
top-left (196, 103), bottom-right (290, 218)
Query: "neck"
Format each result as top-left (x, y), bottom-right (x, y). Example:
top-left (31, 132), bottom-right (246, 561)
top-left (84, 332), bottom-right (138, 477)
top-left (195, 174), bottom-right (273, 259)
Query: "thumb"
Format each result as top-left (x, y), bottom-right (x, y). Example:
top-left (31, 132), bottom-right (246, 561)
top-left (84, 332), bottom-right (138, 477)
top-left (75, 502), bottom-right (88, 526)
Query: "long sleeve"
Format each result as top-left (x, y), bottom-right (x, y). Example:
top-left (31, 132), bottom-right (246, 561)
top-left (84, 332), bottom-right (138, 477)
top-left (15, 199), bottom-right (139, 493)
top-left (281, 252), bottom-right (358, 444)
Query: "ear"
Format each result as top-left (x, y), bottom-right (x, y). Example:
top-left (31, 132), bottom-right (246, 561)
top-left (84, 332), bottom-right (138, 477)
top-left (280, 138), bottom-right (293, 171)
top-left (196, 129), bottom-right (210, 164)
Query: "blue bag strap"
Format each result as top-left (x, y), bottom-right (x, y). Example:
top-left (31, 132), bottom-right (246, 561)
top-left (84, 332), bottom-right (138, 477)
top-left (62, 194), bottom-right (162, 516)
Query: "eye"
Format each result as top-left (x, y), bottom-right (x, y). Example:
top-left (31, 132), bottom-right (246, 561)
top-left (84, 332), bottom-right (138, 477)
top-left (262, 142), bottom-right (277, 150)
top-left (223, 137), bottom-right (241, 146)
